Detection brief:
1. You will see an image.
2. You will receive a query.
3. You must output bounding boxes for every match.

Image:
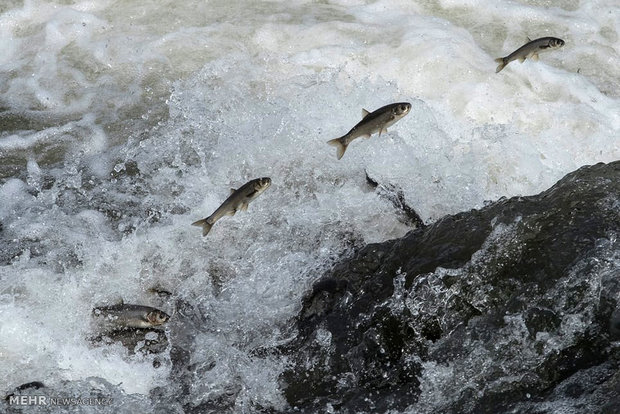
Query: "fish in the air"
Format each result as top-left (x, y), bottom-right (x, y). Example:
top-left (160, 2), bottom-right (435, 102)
top-left (192, 177), bottom-right (271, 236)
top-left (327, 102), bottom-right (411, 160)
top-left (495, 37), bottom-right (565, 73)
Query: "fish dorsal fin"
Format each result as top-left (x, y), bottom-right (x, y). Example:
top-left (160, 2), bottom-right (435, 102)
top-left (527, 37), bottom-right (532, 42)
top-left (362, 108), bottom-right (370, 119)
top-left (230, 188), bottom-right (237, 195)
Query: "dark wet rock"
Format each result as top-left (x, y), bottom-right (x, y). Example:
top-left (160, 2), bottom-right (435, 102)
top-left (610, 307), bottom-right (620, 340)
top-left (182, 382), bottom-right (242, 414)
top-left (282, 161), bottom-right (620, 413)
top-left (524, 307), bottom-right (561, 338)
top-left (564, 382), bottom-right (584, 398)
top-left (90, 328), bottom-right (169, 355)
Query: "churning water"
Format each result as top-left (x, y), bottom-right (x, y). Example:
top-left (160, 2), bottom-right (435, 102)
top-left (0, 0), bottom-right (618, 412)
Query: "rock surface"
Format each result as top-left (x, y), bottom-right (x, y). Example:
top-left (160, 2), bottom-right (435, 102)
top-left (282, 161), bottom-right (620, 413)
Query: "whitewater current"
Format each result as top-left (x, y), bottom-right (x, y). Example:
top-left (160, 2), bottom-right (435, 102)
top-left (0, 0), bottom-right (618, 412)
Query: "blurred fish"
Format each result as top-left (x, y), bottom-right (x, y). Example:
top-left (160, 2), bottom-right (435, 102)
top-left (5, 382), bottom-right (46, 402)
top-left (92, 304), bottom-right (170, 329)
top-left (495, 37), bottom-right (565, 73)
top-left (327, 102), bottom-right (411, 160)
top-left (192, 177), bottom-right (271, 236)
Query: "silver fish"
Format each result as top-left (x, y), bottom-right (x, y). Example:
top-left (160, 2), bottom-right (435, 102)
top-left (495, 37), bottom-right (565, 73)
top-left (92, 304), bottom-right (170, 329)
top-left (192, 177), bottom-right (271, 236)
top-left (327, 102), bottom-right (411, 160)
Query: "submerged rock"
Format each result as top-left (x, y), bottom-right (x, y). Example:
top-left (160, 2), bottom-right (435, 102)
top-left (282, 161), bottom-right (620, 413)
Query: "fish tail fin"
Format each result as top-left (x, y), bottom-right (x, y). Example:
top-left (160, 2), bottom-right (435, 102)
top-left (191, 218), bottom-right (212, 236)
top-left (327, 137), bottom-right (348, 160)
top-left (495, 57), bottom-right (506, 73)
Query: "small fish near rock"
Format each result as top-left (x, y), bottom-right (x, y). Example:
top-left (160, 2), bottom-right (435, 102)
top-left (92, 304), bottom-right (170, 330)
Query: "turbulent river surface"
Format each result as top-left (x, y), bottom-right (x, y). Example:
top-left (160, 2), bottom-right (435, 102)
top-left (0, 0), bottom-right (618, 413)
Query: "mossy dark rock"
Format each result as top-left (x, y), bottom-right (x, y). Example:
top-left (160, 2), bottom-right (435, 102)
top-left (282, 161), bottom-right (620, 413)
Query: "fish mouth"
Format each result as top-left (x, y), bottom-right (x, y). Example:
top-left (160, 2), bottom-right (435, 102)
top-left (395, 103), bottom-right (411, 115)
top-left (259, 177), bottom-right (272, 189)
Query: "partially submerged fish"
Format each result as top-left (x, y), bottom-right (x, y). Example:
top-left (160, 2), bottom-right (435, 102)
top-left (5, 382), bottom-right (46, 402)
top-left (495, 37), bottom-right (565, 73)
top-left (192, 177), bottom-right (271, 236)
top-left (327, 102), bottom-right (411, 160)
top-left (92, 304), bottom-right (170, 329)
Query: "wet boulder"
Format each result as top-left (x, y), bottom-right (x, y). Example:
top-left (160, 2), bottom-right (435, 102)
top-left (282, 161), bottom-right (620, 413)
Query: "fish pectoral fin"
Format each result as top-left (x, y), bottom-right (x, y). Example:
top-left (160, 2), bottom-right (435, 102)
top-left (379, 127), bottom-right (388, 136)
top-left (239, 201), bottom-right (249, 211)
top-left (361, 134), bottom-right (371, 139)
top-left (531, 53), bottom-right (539, 61)
top-left (362, 108), bottom-right (370, 119)
top-left (518, 56), bottom-right (526, 63)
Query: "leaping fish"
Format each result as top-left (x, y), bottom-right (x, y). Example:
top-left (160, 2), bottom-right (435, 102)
top-left (192, 177), bottom-right (271, 236)
top-left (327, 102), bottom-right (411, 160)
top-left (495, 37), bottom-right (565, 73)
